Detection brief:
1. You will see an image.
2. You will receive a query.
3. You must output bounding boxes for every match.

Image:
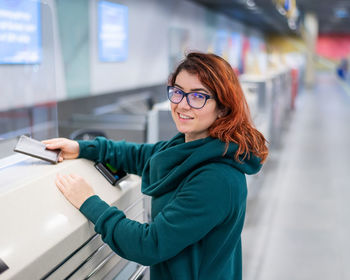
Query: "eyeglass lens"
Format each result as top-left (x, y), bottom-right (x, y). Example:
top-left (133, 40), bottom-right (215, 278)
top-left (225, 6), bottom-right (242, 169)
top-left (168, 87), bottom-right (208, 109)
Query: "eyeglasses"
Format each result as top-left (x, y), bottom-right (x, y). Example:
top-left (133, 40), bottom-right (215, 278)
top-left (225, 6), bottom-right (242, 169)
top-left (167, 86), bottom-right (215, 109)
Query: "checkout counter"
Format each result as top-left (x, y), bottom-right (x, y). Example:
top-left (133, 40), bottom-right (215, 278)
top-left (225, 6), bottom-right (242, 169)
top-left (240, 67), bottom-right (293, 149)
top-left (0, 154), bottom-right (149, 279)
top-left (58, 92), bottom-right (152, 143)
top-left (147, 101), bottom-right (178, 143)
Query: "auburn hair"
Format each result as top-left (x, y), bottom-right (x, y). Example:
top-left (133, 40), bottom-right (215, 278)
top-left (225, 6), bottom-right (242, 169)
top-left (170, 52), bottom-right (268, 163)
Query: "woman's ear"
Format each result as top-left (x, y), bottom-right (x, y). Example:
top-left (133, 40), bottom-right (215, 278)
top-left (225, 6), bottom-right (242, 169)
top-left (218, 107), bottom-right (229, 118)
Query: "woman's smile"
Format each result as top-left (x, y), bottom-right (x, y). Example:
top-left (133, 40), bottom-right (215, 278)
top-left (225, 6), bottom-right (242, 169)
top-left (177, 112), bottom-right (194, 120)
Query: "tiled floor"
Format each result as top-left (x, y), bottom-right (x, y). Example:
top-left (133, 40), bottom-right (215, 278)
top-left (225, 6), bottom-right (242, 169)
top-left (243, 72), bottom-right (350, 280)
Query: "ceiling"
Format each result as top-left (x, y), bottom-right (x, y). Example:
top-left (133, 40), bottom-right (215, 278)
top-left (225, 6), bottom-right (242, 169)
top-left (188, 0), bottom-right (350, 35)
top-left (300, 1), bottom-right (350, 34)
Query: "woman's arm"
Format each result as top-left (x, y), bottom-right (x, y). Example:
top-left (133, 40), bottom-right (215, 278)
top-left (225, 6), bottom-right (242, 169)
top-left (78, 137), bottom-right (165, 175)
top-left (78, 166), bottom-right (244, 266)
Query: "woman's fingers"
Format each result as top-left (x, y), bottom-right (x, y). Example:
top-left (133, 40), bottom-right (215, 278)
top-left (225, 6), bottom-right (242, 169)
top-left (57, 173), bottom-right (68, 184)
top-left (45, 141), bottom-right (64, 150)
top-left (42, 138), bottom-right (79, 161)
top-left (55, 174), bottom-right (66, 193)
top-left (42, 138), bottom-right (63, 145)
top-left (54, 173), bottom-right (95, 209)
top-left (69, 173), bottom-right (79, 180)
top-left (43, 138), bottom-right (68, 150)
top-left (42, 138), bottom-right (58, 144)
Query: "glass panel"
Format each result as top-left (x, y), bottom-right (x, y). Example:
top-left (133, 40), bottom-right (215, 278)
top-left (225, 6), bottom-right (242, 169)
top-left (0, 0), bottom-right (58, 159)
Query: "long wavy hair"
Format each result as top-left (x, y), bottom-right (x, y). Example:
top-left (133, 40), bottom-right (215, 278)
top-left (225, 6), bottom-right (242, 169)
top-left (169, 52), bottom-right (268, 163)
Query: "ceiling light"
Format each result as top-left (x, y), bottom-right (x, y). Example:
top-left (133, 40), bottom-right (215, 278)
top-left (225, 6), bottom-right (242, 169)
top-left (246, 0), bottom-right (256, 8)
top-left (288, 19), bottom-right (297, 30)
top-left (277, 5), bottom-right (287, 16)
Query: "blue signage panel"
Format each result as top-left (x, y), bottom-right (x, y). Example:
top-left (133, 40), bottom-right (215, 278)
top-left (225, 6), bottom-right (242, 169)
top-left (0, 0), bottom-right (41, 64)
top-left (98, 1), bottom-right (128, 62)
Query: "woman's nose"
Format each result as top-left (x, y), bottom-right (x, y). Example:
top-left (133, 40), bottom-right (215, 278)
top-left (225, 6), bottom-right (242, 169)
top-left (178, 96), bottom-right (191, 109)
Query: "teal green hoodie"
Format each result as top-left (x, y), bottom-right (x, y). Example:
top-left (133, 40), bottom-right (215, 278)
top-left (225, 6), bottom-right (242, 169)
top-left (78, 133), bottom-right (262, 280)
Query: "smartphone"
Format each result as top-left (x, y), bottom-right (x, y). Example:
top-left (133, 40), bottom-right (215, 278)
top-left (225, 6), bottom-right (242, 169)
top-left (94, 162), bottom-right (127, 185)
top-left (13, 135), bottom-right (61, 164)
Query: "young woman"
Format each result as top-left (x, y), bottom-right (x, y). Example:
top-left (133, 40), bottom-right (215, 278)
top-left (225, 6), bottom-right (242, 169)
top-left (44, 52), bottom-right (268, 280)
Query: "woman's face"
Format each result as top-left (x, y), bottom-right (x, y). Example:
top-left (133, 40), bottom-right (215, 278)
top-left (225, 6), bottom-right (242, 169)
top-left (171, 70), bottom-right (223, 142)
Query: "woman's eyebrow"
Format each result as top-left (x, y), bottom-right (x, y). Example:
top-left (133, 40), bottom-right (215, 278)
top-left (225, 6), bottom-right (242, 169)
top-left (174, 83), bottom-right (184, 89)
top-left (190, 88), bottom-right (209, 93)
top-left (174, 83), bottom-right (209, 93)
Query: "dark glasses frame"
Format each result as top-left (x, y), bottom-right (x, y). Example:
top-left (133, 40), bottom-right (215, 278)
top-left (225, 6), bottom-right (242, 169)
top-left (167, 86), bottom-right (215, 109)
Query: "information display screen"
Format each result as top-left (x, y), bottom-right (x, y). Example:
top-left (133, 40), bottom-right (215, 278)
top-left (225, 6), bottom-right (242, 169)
top-left (98, 1), bottom-right (128, 62)
top-left (0, 0), bottom-right (41, 64)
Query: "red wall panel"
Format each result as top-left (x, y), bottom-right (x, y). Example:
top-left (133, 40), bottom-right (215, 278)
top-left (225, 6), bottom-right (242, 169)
top-left (317, 34), bottom-right (350, 60)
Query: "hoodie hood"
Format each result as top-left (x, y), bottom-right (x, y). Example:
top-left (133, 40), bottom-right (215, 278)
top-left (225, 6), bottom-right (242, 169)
top-left (141, 133), bottom-right (262, 197)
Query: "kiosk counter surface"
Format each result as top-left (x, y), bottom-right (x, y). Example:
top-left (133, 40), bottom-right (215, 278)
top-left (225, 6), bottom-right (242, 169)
top-left (0, 156), bottom-right (144, 280)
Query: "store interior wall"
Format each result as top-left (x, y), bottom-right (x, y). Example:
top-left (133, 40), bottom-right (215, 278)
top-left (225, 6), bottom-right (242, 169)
top-left (56, 0), bottom-right (265, 124)
top-left (56, 0), bottom-right (90, 99)
top-left (0, 0), bottom-right (265, 106)
top-left (86, 0), bottom-right (263, 96)
top-left (0, 0), bottom-right (265, 139)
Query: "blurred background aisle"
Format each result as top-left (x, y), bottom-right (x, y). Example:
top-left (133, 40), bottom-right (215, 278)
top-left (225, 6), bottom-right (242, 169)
top-left (243, 71), bottom-right (350, 280)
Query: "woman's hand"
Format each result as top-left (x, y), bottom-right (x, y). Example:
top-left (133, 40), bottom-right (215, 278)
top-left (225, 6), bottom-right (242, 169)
top-left (42, 138), bottom-right (79, 162)
top-left (55, 173), bottom-right (95, 209)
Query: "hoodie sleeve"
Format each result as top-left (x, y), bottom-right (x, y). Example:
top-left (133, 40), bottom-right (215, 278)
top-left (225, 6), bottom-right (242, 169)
top-left (77, 137), bottom-right (165, 176)
top-left (79, 165), bottom-right (246, 266)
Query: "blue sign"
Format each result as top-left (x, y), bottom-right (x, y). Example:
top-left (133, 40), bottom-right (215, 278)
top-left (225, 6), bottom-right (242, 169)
top-left (0, 0), bottom-right (41, 64)
top-left (98, 1), bottom-right (128, 62)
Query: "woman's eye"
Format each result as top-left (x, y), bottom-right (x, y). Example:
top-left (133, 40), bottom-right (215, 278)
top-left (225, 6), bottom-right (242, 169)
top-left (192, 93), bottom-right (205, 99)
top-left (174, 89), bottom-right (183, 94)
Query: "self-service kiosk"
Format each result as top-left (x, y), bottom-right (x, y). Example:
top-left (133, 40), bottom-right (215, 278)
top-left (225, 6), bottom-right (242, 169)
top-left (0, 155), bottom-right (149, 280)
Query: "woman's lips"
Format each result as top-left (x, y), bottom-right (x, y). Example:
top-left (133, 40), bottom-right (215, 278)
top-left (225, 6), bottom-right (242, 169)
top-left (178, 113), bottom-right (193, 120)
